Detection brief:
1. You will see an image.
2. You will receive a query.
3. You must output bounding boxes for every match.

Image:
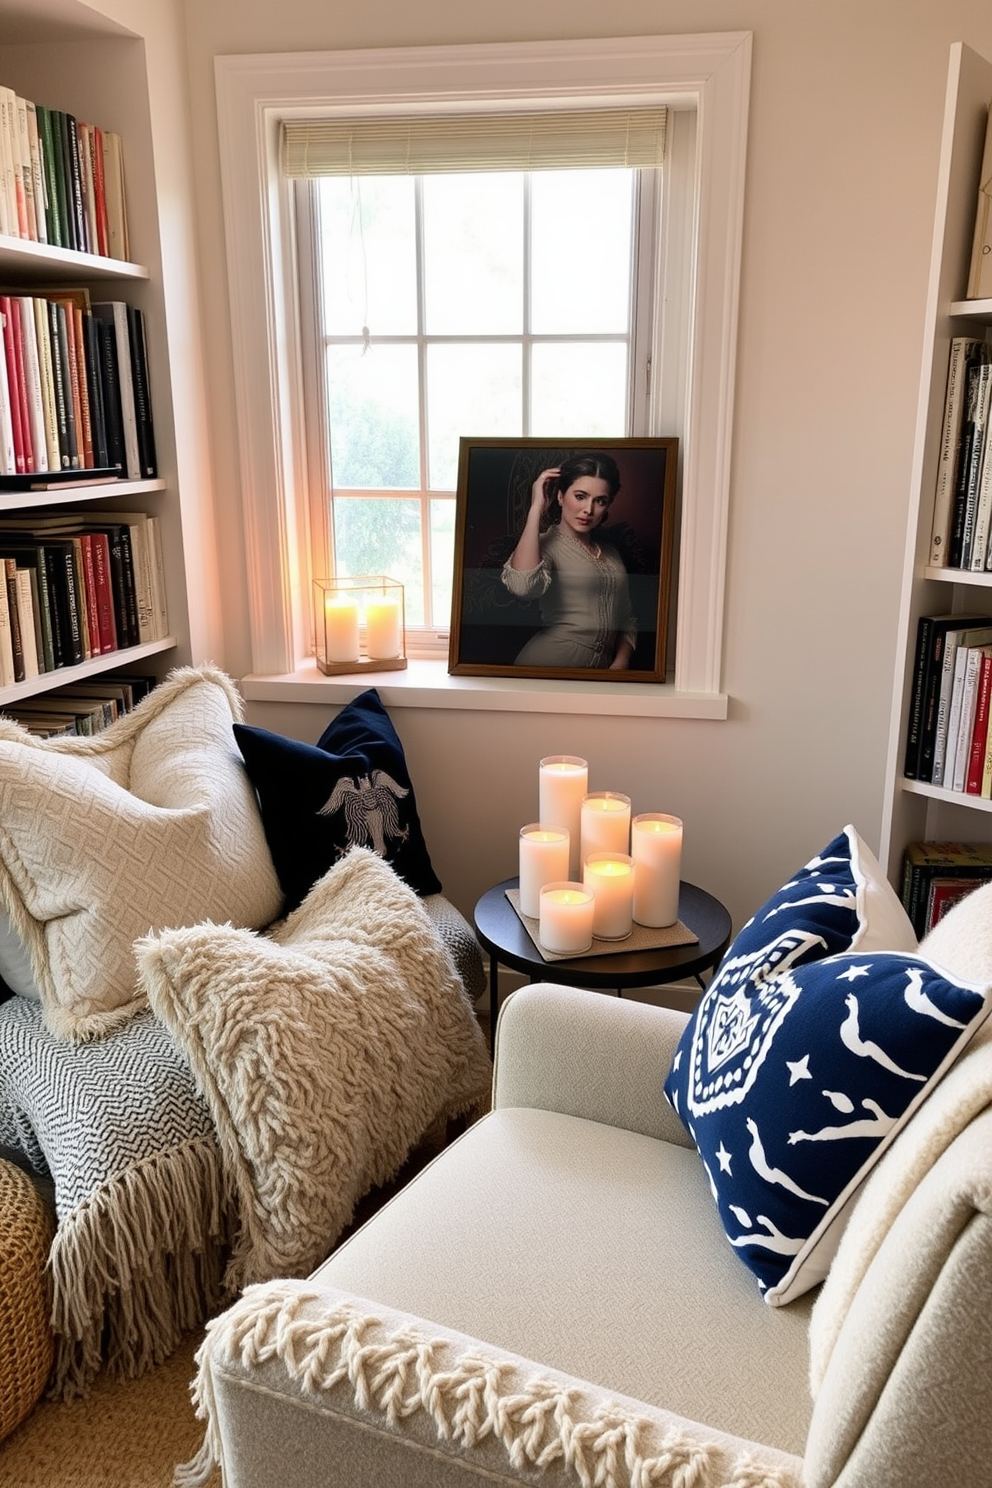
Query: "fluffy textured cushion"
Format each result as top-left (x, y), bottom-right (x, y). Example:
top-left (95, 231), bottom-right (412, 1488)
top-left (0, 665), bottom-right (283, 1041)
top-left (665, 949), bottom-right (991, 1304)
top-left (233, 688), bottom-right (442, 915)
top-left (135, 848), bottom-right (492, 1288)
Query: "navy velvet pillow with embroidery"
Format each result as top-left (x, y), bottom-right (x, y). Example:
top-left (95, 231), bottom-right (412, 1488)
top-left (663, 949), bottom-right (991, 1304)
top-left (233, 689), bottom-right (442, 915)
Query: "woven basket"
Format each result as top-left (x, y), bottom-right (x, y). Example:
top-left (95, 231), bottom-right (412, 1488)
top-left (0, 1158), bottom-right (55, 1441)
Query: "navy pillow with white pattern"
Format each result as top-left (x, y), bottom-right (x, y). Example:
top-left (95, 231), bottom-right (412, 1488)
top-left (716, 826), bottom-right (916, 988)
top-left (664, 950), bottom-right (991, 1303)
top-left (233, 689), bottom-right (442, 916)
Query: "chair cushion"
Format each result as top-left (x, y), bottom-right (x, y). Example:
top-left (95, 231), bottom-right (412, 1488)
top-left (317, 1104), bottom-right (816, 1457)
top-left (0, 665), bottom-right (282, 1041)
top-left (233, 687), bottom-right (442, 915)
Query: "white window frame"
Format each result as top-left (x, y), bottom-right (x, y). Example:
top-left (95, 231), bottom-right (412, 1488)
top-left (214, 32), bottom-right (751, 716)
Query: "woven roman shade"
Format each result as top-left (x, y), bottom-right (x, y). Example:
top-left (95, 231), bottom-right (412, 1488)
top-left (282, 107), bottom-right (667, 176)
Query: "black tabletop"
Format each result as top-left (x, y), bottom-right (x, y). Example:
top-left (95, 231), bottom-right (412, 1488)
top-left (473, 878), bottom-right (732, 992)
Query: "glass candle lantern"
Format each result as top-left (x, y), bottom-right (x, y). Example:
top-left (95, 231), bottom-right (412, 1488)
top-left (314, 577), bottom-right (407, 675)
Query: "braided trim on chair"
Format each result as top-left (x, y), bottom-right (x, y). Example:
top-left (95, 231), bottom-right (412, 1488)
top-left (178, 1282), bottom-right (801, 1488)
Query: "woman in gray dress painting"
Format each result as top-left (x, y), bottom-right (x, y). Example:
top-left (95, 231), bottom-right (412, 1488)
top-left (500, 452), bottom-right (637, 669)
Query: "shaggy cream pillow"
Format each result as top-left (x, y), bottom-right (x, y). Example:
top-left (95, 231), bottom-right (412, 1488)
top-left (0, 665), bottom-right (282, 1041)
top-left (135, 848), bottom-right (493, 1288)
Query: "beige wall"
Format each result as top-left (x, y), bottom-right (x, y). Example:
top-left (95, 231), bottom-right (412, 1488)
top-left (167, 1), bottom-right (992, 930)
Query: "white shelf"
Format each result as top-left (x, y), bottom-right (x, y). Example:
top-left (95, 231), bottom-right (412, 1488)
top-left (0, 234), bottom-right (148, 283)
top-left (950, 297), bottom-right (992, 322)
top-left (0, 637), bottom-right (177, 709)
top-left (923, 565), bottom-right (992, 584)
top-left (0, 479), bottom-right (165, 513)
top-left (900, 777), bottom-right (992, 812)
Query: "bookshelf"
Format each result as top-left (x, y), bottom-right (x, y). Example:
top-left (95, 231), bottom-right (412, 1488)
top-left (881, 43), bottom-right (992, 879)
top-left (0, 4), bottom-right (190, 719)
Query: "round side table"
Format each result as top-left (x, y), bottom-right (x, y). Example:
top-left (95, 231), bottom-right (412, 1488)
top-left (473, 877), bottom-right (732, 1034)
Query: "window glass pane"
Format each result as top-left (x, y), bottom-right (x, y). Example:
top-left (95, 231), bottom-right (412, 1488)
top-left (318, 176), bottom-right (417, 336)
top-left (530, 342), bottom-right (628, 436)
top-left (531, 169), bottom-right (634, 334)
top-left (426, 343), bottom-right (522, 491)
top-left (326, 344), bottom-right (420, 489)
top-left (430, 497), bottom-right (455, 631)
top-left (332, 496), bottom-right (426, 626)
top-left (422, 172), bottom-right (523, 334)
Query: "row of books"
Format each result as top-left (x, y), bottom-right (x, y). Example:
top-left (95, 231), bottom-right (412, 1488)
top-left (0, 86), bottom-right (128, 258)
top-left (1, 672), bottom-right (155, 739)
top-left (927, 337), bottom-right (992, 570)
top-left (0, 291), bottom-right (155, 481)
top-left (0, 507), bottom-right (168, 687)
top-left (902, 612), bottom-right (992, 791)
top-left (901, 840), bottom-right (992, 937)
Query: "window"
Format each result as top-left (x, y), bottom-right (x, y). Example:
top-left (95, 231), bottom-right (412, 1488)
top-left (214, 34), bottom-right (750, 710)
top-left (296, 163), bottom-right (658, 638)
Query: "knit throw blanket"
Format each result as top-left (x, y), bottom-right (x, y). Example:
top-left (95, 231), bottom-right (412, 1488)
top-left (0, 857), bottom-right (490, 1399)
top-left (0, 997), bottom-right (234, 1399)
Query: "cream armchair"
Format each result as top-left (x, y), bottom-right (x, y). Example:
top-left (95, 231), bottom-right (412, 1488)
top-left (186, 979), bottom-right (992, 1488)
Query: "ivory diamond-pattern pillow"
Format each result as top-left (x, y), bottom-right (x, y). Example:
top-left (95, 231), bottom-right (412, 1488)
top-left (0, 665), bottom-right (282, 1041)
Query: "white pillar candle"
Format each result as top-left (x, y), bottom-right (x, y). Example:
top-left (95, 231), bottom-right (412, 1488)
top-left (518, 824), bottom-right (570, 918)
top-left (539, 756), bottom-right (588, 879)
top-left (583, 853), bottom-right (634, 940)
top-left (580, 792), bottom-right (631, 866)
top-left (631, 814), bottom-right (683, 927)
top-left (324, 596), bottom-right (360, 663)
top-left (539, 881), bottom-right (595, 955)
top-left (364, 597), bottom-right (402, 659)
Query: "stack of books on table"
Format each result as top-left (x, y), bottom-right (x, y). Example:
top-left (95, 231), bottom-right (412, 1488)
top-left (0, 291), bottom-right (155, 482)
top-left (901, 840), bottom-right (992, 937)
top-left (0, 86), bottom-right (128, 257)
top-left (1, 672), bottom-right (155, 738)
top-left (0, 507), bottom-right (167, 685)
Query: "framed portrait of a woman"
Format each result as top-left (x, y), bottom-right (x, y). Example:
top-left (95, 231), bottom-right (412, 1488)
top-left (448, 437), bottom-right (678, 683)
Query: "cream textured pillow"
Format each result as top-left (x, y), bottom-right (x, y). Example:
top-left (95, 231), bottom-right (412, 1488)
top-left (135, 848), bottom-right (493, 1289)
top-left (0, 665), bottom-right (282, 1041)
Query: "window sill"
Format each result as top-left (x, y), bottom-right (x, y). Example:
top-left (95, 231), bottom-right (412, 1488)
top-left (241, 660), bottom-right (728, 719)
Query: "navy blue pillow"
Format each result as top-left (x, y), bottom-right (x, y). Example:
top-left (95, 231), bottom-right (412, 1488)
top-left (664, 950), bottom-right (990, 1303)
top-left (233, 689), bottom-right (442, 915)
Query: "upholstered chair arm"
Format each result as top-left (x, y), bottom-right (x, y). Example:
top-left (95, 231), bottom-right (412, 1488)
top-left (492, 982), bottom-right (695, 1147)
top-left (185, 1280), bottom-right (804, 1488)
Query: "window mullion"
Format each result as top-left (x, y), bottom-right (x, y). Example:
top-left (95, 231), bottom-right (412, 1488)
top-left (414, 176), bottom-right (434, 626)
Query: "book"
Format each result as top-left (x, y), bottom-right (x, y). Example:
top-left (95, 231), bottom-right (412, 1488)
top-left (965, 646), bottom-right (992, 793)
top-left (47, 298), bottom-right (77, 469)
top-left (91, 303), bottom-right (133, 475)
top-left (931, 623), bottom-right (992, 786)
top-left (34, 106), bottom-right (62, 249)
top-left (24, 101), bottom-right (44, 246)
top-left (901, 840), bottom-right (992, 937)
top-left (31, 296), bottom-right (60, 472)
top-left (90, 125), bottom-right (108, 257)
top-left (0, 296), bottom-right (26, 473)
top-left (930, 339), bottom-right (988, 566)
top-left (16, 297), bottom-right (47, 474)
top-left (101, 131), bottom-right (128, 261)
top-left (15, 97), bottom-right (35, 241)
top-left (7, 298), bottom-right (33, 473)
top-left (3, 557), bottom-right (24, 682)
top-left (13, 565), bottom-right (38, 680)
top-left (0, 572), bottom-right (14, 686)
top-left (126, 304), bottom-right (156, 478)
top-left (925, 876), bottom-right (986, 932)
